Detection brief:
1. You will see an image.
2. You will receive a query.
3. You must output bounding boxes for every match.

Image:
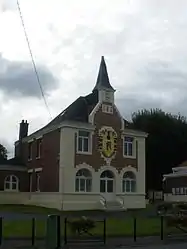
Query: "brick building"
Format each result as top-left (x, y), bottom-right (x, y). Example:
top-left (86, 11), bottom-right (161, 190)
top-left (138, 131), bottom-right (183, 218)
top-left (1, 56), bottom-right (147, 210)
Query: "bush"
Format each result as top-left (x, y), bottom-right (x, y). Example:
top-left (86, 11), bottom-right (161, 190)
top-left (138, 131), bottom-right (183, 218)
top-left (68, 216), bottom-right (96, 235)
top-left (157, 203), bottom-right (173, 214)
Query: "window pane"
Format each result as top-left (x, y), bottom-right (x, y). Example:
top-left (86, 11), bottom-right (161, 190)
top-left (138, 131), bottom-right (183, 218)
top-left (80, 179), bottom-right (85, 191)
top-left (128, 143), bottom-right (133, 156)
top-left (181, 187), bottom-right (184, 195)
top-left (124, 143), bottom-right (128, 155)
top-left (100, 180), bottom-right (105, 193)
top-left (125, 137), bottom-right (133, 142)
top-left (172, 188), bottom-right (175, 195)
top-left (78, 137), bottom-right (82, 151)
top-left (101, 170), bottom-right (113, 178)
top-left (12, 183), bottom-right (17, 190)
top-left (125, 180), bottom-right (130, 192)
top-left (107, 180), bottom-right (113, 193)
top-left (75, 178), bottom-right (79, 192)
top-left (83, 138), bottom-right (89, 152)
top-left (86, 179), bottom-right (91, 192)
top-left (184, 188), bottom-right (187, 195)
top-left (11, 176), bottom-right (17, 183)
top-left (5, 182), bottom-right (10, 190)
top-left (79, 131), bottom-right (89, 137)
top-left (176, 188), bottom-right (180, 195)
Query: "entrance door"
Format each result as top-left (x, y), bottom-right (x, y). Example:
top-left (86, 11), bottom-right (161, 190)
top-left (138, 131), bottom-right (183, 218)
top-left (100, 170), bottom-right (115, 201)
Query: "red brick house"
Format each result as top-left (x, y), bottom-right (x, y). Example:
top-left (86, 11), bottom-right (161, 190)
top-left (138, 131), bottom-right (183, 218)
top-left (1, 56), bottom-right (147, 210)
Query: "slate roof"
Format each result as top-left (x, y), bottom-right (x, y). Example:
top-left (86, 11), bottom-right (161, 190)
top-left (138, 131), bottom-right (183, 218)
top-left (0, 157), bottom-right (26, 167)
top-left (44, 56), bottom-right (114, 129)
top-left (93, 56), bottom-right (115, 91)
top-left (44, 91), bottom-right (98, 129)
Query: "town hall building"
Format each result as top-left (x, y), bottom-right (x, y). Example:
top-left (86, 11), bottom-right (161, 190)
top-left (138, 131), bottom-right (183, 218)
top-left (0, 57), bottom-right (148, 211)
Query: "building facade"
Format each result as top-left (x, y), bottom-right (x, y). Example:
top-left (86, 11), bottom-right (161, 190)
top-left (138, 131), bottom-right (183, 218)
top-left (0, 57), bottom-right (148, 210)
top-left (163, 161), bottom-right (187, 203)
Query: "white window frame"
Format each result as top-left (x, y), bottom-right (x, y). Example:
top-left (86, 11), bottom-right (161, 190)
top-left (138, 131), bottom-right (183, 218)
top-left (105, 91), bottom-right (112, 102)
top-left (180, 187), bottom-right (184, 195)
top-left (76, 130), bottom-right (92, 154)
top-left (75, 169), bottom-right (92, 192)
top-left (176, 187), bottom-right (180, 195)
top-left (123, 136), bottom-right (136, 158)
top-left (172, 188), bottom-right (175, 195)
top-left (4, 175), bottom-right (19, 191)
top-left (29, 173), bottom-right (32, 192)
top-left (184, 187), bottom-right (187, 195)
top-left (122, 172), bottom-right (136, 193)
top-left (102, 104), bottom-right (113, 114)
top-left (36, 139), bottom-right (42, 159)
top-left (28, 142), bottom-right (33, 161)
top-left (36, 173), bottom-right (40, 192)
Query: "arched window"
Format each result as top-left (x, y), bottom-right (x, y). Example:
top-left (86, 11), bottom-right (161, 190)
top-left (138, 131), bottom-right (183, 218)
top-left (100, 170), bottom-right (114, 193)
top-left (75, 169), bottom-right (92, 192)
top-left (4, 175), bottom-right (19, 191)
top-left (122, 171), bottom-right (136, 192)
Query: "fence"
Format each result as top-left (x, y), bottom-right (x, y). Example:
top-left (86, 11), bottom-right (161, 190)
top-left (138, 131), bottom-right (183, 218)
top-left (0, 214), bottom-right (186, 248)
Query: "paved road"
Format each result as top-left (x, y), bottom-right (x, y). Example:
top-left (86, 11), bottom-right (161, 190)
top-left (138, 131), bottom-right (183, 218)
top-left (129, 243), bottom-right (187, 249)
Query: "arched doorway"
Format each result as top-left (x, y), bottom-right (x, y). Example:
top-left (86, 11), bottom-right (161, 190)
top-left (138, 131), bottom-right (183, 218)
top-left (100, 170), bottom-right (115, 200)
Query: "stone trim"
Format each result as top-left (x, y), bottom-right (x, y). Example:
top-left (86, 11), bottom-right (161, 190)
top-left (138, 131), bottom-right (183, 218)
top-left (89, 102), bottom-right (102, 124)
top-left (119, 165), bottom-right (138, 178)
top-left (75, 163), bottom-right (95, 175)
top-left (0, 165), bottom-right (27, 172)
top-left (21, 121), bottom-right (95, 143)
top-left (98, 165), bottom-right (118, 177)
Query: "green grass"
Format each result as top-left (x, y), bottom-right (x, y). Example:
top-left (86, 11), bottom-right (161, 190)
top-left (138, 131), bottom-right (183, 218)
top-left (2, 217), bottom-right (186, 238)
top-left (0, 204), bottom-right (60, 214)
top-left (0, 204), bottom-right (185, 238)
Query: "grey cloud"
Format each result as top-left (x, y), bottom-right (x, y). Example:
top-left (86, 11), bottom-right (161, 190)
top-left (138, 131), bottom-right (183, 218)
top-left (47, 1), bottom-right (187, 118)
top-left (0, 56), bottom-right (58, 98)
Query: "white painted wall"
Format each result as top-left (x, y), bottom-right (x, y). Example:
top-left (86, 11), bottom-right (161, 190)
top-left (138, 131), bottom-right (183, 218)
top-left (137, 137), bottom-right (146, 195)
top-left (164, 193), bottom-right (187, 202)
top-left (0, 191), bottom-right (29, 204)
top-left (59, 127), bottom-right (76, 193)
top-left (27, 192), bottom-right (62, 209)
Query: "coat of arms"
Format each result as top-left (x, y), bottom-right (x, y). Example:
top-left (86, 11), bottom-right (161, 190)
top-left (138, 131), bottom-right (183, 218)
top-left (98, 127), bottom-right (117, 163)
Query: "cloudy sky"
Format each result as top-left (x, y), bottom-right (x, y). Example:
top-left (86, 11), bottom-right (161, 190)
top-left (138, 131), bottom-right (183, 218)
top-left (0, 0), bottom-right (187, 157)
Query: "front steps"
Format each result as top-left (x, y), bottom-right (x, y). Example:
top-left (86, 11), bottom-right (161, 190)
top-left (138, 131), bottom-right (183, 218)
top-left (100, 198), bottom-right (126, 211)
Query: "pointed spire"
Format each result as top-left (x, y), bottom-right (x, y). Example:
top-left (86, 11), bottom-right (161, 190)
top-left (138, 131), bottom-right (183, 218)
top-left (93, 56), bottom-right (115, 92)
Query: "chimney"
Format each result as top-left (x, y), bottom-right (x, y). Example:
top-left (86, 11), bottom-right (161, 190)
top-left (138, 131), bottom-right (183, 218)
top-left (19, 120), bottom-right (29, 140)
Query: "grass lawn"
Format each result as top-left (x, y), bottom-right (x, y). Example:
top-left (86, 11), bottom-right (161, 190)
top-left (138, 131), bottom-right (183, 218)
top-left (0, 204), bottom-right (185, 238)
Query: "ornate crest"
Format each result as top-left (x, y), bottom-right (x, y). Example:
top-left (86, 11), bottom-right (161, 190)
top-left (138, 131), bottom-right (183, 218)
top-left (98, 127), bottom-right (117, 165)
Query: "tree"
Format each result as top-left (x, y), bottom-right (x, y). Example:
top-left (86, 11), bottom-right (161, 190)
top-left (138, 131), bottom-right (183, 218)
top-left (131, 109), bottom-right (187, 191)
top-left (0, 144), bottom-right (8, 163)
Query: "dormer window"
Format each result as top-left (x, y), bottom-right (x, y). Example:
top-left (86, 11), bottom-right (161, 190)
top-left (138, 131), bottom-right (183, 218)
top-left (102, 104), bottom-right (113, 114)
top-left (105, 91), bottom-right (111, 102)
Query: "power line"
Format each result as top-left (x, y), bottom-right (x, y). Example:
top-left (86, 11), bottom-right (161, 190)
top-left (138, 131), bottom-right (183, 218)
top-left (16, 0), bottom-right (52, 120)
